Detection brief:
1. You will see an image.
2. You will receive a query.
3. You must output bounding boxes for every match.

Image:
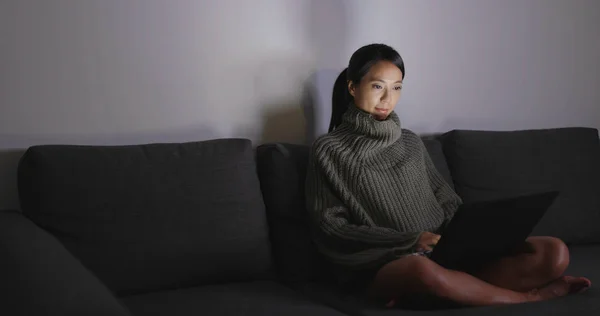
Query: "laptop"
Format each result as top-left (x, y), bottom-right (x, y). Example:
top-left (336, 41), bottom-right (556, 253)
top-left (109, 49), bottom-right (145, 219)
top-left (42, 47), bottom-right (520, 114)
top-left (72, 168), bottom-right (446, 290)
top-left (429, 191), bottom-right (559, 272)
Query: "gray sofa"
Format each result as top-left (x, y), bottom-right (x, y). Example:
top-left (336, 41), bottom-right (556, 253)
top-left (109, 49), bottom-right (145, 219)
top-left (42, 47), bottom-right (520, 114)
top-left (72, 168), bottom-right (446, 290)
top-left (2, 127), bottom-right (599, 315)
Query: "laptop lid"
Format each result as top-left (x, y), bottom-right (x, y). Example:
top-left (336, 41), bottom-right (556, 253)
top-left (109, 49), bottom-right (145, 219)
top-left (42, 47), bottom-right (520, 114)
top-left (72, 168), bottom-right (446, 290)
top-left (430, 191), bottom-right (559, 271)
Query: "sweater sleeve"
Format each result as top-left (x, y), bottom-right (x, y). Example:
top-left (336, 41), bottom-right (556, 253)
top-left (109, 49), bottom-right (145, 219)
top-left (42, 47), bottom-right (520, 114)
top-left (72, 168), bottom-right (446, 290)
top-left (305, 157), bottom-right (422, 268)
top-left (421, 142), bottom-right (462, 232)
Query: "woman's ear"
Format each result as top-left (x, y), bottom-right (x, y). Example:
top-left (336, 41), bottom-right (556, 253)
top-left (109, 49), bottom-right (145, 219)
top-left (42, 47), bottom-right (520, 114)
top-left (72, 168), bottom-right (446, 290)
top-left (347, 80), bottom-right (356, 97)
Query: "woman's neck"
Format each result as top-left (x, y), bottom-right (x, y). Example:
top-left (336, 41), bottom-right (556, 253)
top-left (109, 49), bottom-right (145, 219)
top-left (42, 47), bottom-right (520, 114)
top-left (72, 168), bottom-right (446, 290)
top-left (338, 104), bottom-right (402, 146)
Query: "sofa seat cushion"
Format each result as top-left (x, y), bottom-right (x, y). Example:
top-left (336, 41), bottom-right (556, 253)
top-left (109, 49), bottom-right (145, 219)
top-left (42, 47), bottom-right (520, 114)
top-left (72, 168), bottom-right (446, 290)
top-left (566, 244), bottom-right (600, 285)
top-left (440, 128), bottom-right (600, 244)
top-left (120, 281), bottom-right (347, 316)
top-left (294, 244), bottom-right (600, 316)
top-left (18, 139), bottom-right (271, 296)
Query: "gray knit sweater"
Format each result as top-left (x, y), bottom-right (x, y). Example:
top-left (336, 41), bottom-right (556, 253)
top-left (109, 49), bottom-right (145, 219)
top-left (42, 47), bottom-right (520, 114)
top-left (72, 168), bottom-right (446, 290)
top-left (306, 105), bottom-right (462, 271)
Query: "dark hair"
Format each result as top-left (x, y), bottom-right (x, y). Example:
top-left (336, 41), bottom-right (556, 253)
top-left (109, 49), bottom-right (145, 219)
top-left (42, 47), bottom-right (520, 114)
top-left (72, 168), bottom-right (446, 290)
top-left (328, 44), bottom-right (405, 132)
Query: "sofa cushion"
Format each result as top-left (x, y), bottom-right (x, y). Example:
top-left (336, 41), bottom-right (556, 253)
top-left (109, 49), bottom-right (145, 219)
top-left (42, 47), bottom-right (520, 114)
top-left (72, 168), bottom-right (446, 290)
top-left (255, 140), bottom-right (455, 284)
top-left (423, 139), bottom-right (455, 190)
top-left (120, 281), bottom-right (347, 316)
top-left (256, 143), bottom-right (329, 283)
top-left (0, 211), bottom-right (131, 316)
top-left (18, 139), bottom-right (271, 295)
top-left (567, 245), bottom-right (600, 285)
top-left (440, 128), bottom-right (600, 244)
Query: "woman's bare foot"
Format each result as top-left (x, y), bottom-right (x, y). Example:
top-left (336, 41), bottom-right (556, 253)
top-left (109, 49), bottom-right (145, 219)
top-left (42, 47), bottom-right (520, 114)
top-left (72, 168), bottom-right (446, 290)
top-left (531, 276), bottom-right (591, 301)
top-left (386, 276), bottom-right (591, 307)
top-left (564, 276), bottom-right (591, 294)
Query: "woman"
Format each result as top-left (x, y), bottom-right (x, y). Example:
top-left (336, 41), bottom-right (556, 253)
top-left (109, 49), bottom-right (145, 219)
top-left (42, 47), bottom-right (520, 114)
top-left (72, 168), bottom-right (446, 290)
top-left (305, 43), bottom-right (591, 307)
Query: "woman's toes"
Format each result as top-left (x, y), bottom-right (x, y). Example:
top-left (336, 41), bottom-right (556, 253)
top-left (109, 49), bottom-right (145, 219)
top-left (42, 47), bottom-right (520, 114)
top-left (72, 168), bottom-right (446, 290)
top-left (564, 276), bottom-right (591, 294)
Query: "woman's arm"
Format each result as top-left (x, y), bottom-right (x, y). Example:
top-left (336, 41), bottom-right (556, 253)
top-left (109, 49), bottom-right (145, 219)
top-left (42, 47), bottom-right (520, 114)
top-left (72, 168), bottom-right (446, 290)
top-left (306, 159), bottom-right (422, 267)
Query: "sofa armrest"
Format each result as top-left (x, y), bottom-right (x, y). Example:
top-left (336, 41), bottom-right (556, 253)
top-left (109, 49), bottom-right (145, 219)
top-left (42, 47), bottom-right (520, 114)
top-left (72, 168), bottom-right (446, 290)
top-left (0, 210), bottom-right (131, 316)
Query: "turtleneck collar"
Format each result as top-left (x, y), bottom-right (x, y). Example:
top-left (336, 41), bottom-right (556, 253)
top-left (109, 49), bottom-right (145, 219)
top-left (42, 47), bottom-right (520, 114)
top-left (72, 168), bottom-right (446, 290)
top-left (339, 103), bottom-right (402, 146)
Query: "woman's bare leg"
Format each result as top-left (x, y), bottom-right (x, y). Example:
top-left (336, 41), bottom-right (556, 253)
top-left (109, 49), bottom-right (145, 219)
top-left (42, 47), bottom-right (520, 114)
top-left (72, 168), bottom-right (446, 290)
top-left (367, 255), bottom-right (581, 307)
top-left (473, 236), bottom-right (573, 292)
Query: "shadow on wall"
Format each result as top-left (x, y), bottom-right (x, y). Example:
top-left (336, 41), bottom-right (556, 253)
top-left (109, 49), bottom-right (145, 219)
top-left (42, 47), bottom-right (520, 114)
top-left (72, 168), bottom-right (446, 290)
top-left (250, 52), bottom-right (313, 145)
top-left (302, 80), bottom-right (316, 144)
top-left (302, 0), bottom-right (349, 144)
top-left (260, 103), bottom-right (307, 145)
top-left (250, 52), bottom-right (311, 145)
top-left (256, 0), bottom-right (349, 145)
top-left (302, 69), bottom-right (342, 144)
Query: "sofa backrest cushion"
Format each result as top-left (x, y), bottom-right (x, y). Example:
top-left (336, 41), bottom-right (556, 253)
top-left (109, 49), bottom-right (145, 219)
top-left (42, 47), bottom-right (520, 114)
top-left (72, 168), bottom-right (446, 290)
top-left (424, 138), bottom-right (455, 190)
top-left (256, 139), bottom-right (454, 283)
top-left (440, 128), bottom-right (600, 244)
top-left (256, 143), bottom-right (330, 284)
top-left (18, 139), bottom-right (272, 295)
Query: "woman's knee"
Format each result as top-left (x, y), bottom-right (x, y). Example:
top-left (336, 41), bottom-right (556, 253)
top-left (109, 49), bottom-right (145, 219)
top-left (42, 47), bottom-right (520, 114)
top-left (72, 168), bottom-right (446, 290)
top-left (546, 237), bottom-right (570, 276)
top-left (530, 236), bottom-right (570, 278)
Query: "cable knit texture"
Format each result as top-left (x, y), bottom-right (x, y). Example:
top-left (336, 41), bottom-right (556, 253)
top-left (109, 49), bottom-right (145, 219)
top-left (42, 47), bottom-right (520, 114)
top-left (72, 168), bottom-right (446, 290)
top-left (306, 105), bottom-right (462, 273)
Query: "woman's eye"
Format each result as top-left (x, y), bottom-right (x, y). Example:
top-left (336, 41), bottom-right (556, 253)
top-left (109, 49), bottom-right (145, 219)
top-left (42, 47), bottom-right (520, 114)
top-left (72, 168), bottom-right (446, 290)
top-left (394, 86), bottom-right (402, 91)
top-left (372, 84), bottom-right (382, 89)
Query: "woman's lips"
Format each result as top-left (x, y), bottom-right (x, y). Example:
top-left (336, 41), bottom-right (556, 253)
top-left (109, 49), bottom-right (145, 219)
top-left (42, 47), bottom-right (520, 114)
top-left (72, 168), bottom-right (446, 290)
top-left (375, 108), bottom-right (389, 114)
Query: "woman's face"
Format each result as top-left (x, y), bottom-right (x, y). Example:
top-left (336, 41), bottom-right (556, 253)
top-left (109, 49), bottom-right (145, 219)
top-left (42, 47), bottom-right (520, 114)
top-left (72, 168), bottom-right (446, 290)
top-left (349, 60), bottom-right (403, 120)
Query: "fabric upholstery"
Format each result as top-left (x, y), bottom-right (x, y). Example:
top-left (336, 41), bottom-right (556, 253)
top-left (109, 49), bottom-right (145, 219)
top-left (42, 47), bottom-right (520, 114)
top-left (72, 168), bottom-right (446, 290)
top-left (18, 139), bottom-right (272, 295)
top-left (423, 139), bottom-right (455, 190)
top-left (440, 128), bottom-right (600, 244)
top-left (121, 281), bottom-right (348, 316)
top-left (256, 143), bottom-right (330, 283)
top-left (0, 210), bottom-right (131, 316)
top-left (566, 245), bottom-right (600, 286)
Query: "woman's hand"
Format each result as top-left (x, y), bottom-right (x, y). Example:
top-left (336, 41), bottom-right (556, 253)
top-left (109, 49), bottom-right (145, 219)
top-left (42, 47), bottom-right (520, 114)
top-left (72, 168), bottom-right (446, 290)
top-left (416, 232), bottom-right (441, 252)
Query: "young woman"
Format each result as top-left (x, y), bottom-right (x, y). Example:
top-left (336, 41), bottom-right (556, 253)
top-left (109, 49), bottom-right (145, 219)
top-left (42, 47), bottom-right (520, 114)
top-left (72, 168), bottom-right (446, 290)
top-left (305, 43), bottom-right (591, 307)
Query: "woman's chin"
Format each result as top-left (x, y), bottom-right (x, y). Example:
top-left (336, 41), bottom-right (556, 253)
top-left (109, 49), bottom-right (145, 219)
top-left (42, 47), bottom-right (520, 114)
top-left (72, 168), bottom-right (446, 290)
top-left (372, 108), bottom-right (392, 121)
top-left (372, 113), bottom-right (389, 121)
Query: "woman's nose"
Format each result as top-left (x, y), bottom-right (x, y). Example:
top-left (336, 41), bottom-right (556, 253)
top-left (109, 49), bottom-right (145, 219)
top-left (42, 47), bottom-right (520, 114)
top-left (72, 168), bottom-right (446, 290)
top-left (381, 90), bottom-right (390, 103)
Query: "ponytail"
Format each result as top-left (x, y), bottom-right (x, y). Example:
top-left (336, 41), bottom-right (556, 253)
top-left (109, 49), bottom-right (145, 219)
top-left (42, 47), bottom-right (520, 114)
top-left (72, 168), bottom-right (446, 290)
top-left (329, 68), bottom-right (351, 132)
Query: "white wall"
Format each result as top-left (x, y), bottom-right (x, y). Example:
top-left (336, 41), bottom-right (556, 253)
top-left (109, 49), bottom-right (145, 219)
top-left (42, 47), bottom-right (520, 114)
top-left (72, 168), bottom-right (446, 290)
top-left (345, 0), bottom-right (600, 134)
top-left (1, 0), bottom-right (599, 209)
top-left (0, 0), bottom-right (317, 147)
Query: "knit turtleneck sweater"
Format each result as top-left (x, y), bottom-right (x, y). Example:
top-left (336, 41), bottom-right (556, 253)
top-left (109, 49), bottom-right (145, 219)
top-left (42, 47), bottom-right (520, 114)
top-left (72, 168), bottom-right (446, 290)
top-left (305, 105), bottom-right (462, 271)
